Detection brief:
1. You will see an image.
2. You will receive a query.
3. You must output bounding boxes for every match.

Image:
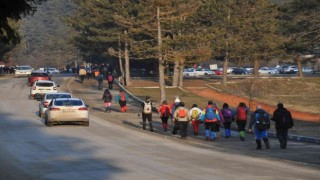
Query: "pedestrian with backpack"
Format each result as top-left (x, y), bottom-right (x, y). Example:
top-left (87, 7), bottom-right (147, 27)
top-left (158, 100), bottom-right (171, 132)
top-left (249, 105), bottom-right (271, 150)
top-left (107, 72), bottom-right (114, 90)
top-left (221, 103), bottom-right (234, 138)
top-left (97, 72), bottom-right (104, 90)
top-left (141, 96), bottom-right (153, 132)
top-left (201, 101), bottom-right (221, 141)
top-left (170, 96), bottom-right (181, 135)
top-left (189, 104), bottom-right (202, 136)
top-left (234, 102), bottom-right (249, 141)
top-left (102, 89), bottom-right (112, 113)
top-left (115, 89), bottom-right (128, 112)
top-left (173, 102), bottom-right (190, 139)
top-left (271, 103), bottom-right (294, 149)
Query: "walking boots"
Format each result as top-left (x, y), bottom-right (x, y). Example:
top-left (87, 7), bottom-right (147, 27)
top-left (263, 138), bottom-right (270, 149)
top-left (256, 139), bottom-right (262, 150)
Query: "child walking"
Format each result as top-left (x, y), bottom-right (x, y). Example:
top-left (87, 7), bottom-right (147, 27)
top-left (115, 90), bottom-right (128, 112)
top-left (102, 89), bottom-right (112, 112)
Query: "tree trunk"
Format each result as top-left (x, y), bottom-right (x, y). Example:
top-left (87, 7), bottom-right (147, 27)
top-left (253, 57), bottom-right (259, 78)
top-left (295, 55), bottom-right (303, 78)
top-left (118, 32), bottom-right (124, 78)
top-left (172, 60), bottom-right (179, 86)
top-left (178, 60), bottom-right (185, 87)
top-left (124, 30), bottom-right (131, 86)
top-left (222, 52), bottom-right (228, 86)
top-left (157, 6), bottom-right (166, 102)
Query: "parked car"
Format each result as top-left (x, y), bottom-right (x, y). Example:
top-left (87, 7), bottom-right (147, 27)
top-left (194, 68), bottom-right (214, 76)
top-left (284, 66), bottom-right (298, 74)
top-left (38, 92), bottom-right (72, 118)
top-left (214, 68), bottom-right (223, 75)
top-left (227, 67), bottom-right (235, 74)
top-left (302, 67), bottom-right (313, 74)
top-left (14, 65), bottom-right (32, 77)
top-left (231, 68), bottom-right (248, 75)
top-left (45, 98), bottom-right (89, 127)
top-left (258, 67), bottom-right (276, 74)
top-left (28, 71), bottom-right (51, 86)
top-left (183, 68), bottom-right (196, 76)
top-left (243, 66), bottom-right (254, 74)
top-left (30, 80), bottom-right (59, 100)
top-left (47, 68), bottom-right (60, 74)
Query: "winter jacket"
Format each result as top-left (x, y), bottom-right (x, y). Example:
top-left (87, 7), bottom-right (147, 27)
top-left (271, 108), bottom-right (293, 129)
top-left (249, 109), bottom-right (269, 129)
top-left (189, 107), bottom-right (202, 120)
top-left (174, 107), bottom-right (190, 122)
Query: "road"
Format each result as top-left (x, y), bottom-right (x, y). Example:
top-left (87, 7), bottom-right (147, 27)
top-left (0, 76), bottom-right (319, 179)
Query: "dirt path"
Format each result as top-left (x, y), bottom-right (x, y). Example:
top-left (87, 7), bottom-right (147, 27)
top-left (187, 87), bottom-right (320, 122)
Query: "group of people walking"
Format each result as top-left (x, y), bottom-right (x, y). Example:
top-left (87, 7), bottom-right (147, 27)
top-left (98, 80), bottom-right (294, 150)
top-left (141, 96), bottom-right (294, 150)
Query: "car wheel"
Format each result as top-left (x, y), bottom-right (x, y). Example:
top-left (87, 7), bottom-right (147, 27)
top-left (45, 117), bottom-right (53, 127)
top-left (83, 121), bottom-right (89, 126)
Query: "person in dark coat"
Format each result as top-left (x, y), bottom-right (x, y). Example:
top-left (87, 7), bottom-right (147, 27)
top-left (102, 89), bottom-right (112, 112)
top-left (271, 103), bottom-right (294, 149)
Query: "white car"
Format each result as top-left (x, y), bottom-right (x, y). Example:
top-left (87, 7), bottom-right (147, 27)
top-left (227, 67), bottom-right (235, 74)
top-left (194, 68), bottom-right (214, 76)
top-left (15, 65), bottom-right (32, 77)
top-left (30, 80), bottom-right (59, 100)
top-left (258, 67), bottom-right (276, 74)
top-left (45, 98), bottom-right (89, 127)
top-left (183, 68), bottom-right (196, 76)
top-left (284, 66), bottom-right (298, 74)
top-left (38, 92), bottom-right (72, 118)
top-left (47, 68), bottom-right (60, 74)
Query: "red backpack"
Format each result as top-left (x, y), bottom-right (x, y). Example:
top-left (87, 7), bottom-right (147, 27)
top-left (178, 109), bottom-right (187, 118)
top-left (237, 107), bottom-right (247, 121)
top-left (120, 92), bottom-right (126, 101)
top-left (160, 105), bottom-right (170, 117)
top-left (108, 75), bottom-right (113, 82)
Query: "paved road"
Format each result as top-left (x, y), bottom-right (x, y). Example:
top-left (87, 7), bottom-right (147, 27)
top-left (0, 76), bottom-right (319, 179)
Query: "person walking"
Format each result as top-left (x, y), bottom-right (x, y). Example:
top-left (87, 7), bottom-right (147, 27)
top-left (141, 96), bottom-right (153, 132)
top-left (79, 66), bottom-right (86, 84)
top-left (107, 72), bottom-right (114, 90)
top-left (249, 105), bottom-right (271, 150)
top-left (97, 72), bottom-right (104, 90)
top-left (201, 101), bottom-right (221, 141)
top-left (271, 103), bottom-right (294, 149)
top-left (234, 102), bottom-right (249, 141)
top-left (173, 102), bottom-right (190, 139)
top-left (221, 103), bottom-right (234, 138)
top-left (115, 90), bottom-right (128, 112)
top-left (158, 100), bottom-right (171, 132)
top-left (170, 96), bottom-right (181, 135)
top-left (189, 104), bottom-right (202, 136)
top-left (102, 89), bottom-right (112, 112)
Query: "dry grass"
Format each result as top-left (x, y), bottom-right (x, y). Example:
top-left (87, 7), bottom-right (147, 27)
top-left (208, 78), bottom-right (320, 112)
top-left (127, 87), bottom-right (222, 109)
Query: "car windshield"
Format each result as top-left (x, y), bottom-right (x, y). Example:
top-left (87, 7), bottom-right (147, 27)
top-left (47, 94), bottom-right (71, 99)
top-left (31, 73), bottom-right (48, 77)
top-left (36, 82), bottom-right (54, 87)
top-left (54, 100), bottom-right (83, 106)
top-left (17, 66), bottom-right (31, 70)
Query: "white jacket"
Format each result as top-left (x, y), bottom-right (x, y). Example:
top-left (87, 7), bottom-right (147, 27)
top-left (189, 107), bottom-right (202, 120)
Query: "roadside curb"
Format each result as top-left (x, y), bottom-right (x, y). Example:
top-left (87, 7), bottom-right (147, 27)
top-left (117, 82), bottom-right (320, 144)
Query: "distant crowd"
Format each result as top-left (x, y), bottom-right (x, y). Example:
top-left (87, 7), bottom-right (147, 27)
top-left (0, 66), bottom-right (16, 74)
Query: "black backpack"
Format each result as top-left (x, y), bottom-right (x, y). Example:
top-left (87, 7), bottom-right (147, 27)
top-left (255, 112), bottom-right (270, 131)
top-left (279, 110), bottom-right (293, 128)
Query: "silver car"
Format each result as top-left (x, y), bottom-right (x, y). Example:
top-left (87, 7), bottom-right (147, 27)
top-left (45, 98), bottom-right (89, 127)
top-left (38, 92), bottom-right (72, 118)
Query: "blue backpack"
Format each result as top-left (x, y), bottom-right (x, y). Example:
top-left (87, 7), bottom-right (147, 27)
top-left (205, 107), bottom-right (218, 120)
